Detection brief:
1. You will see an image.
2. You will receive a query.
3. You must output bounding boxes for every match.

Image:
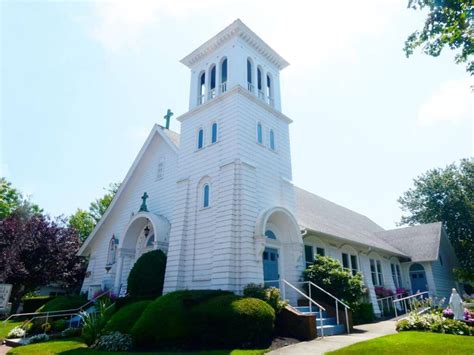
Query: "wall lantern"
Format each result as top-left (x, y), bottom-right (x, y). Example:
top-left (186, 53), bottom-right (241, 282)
top-left (144, 225), bottom-right (150, 237)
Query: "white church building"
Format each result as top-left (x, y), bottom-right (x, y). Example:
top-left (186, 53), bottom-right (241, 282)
top-left (78, 20), bottom-right (460, 315)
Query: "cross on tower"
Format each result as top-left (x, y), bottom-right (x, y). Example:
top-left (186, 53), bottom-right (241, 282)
top-left (163, 109), bottom-right (173, 129)
top-left (139, 192), bottom-right (149, 212)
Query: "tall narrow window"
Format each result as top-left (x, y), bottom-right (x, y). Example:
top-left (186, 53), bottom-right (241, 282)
top-left (257, 123), bottom-right (263, 144)
top-left (370, 259), bottom-right (381, 286)
top-left (304, 245), bottom-right (314, 267)
top-left (203, 184), bottom-right (210, 208)
top-left (316, 247), bottom-right (325, 257)
top-left (211, 123), bottom-right (218, 144)
top-left (350, 255), bottom-right (358, 275)
top-left (396, 264), bottom-right (402, 288)
top-left (209, 65), bottom-right (216, 99)
top-left (247, 59), bottom-right (253, 92)
top-left (221, 58), bottom-right (227, 83)
top-left (391, 264), bottom-right (399, 288)
top-left (269, 129), bottom-right (275, 150)
top-left (197, 129), bottom-right (204, 149)
top-left (376, 260), bottom-right (384, 286)
top-left (198, 72), bottom-right (206, 104)
top-left (156, 158), bottom-right (165, 180)
top-left (342, 253), bottom-right (350, 269)
top-left (106, 235), bottom-right (118, 267)
top-left (266, 74), bottom-right (273, 105)
top-left (257, 67), bottom-right (262, 90)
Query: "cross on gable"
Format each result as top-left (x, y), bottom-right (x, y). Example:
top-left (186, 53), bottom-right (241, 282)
top-left (164, 109), bottom-right (173, 129)
top-left (139, 192), bottom-right (149, 212)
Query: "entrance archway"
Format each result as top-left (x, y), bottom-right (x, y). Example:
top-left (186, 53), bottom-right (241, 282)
top-left (255, 207), bottom-right (303, 287)
top-left (409, 263), bottom-right (428, 294)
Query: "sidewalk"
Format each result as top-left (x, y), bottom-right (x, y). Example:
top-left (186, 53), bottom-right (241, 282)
top-left (269, 319), bottom-right (397, 355)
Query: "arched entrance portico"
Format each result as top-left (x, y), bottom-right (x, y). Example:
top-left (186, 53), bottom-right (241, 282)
top-left (255, 207), bottom-right (303, 288)
top-left (113, 211), bottom-right (170, 294)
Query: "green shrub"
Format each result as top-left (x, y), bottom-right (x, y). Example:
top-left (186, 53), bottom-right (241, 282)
top-left (430, 318), bottom-right (473, 336)
top-left (243, 283), bottom-right (287, 314)
top-left (93, 331), bottom-right (133, 352)
top-left (52, 319), bottom-right (68, 332)
top-left (127, 250), bottom-right (167, 299)
top-left (131, 290), bottom-right (274, 350)
top-left (303, 256), bottom-right (365, 304)
top-left (21, 296), bottom-right (56, 313)
top-left (350, 302), bottom-right (375, 325)
top-left (38, 295), bottom-right (87, 313)
top-left (103, 300), bottom-right (151, 334)
top-left (395, 311), bottom-right (473, 336)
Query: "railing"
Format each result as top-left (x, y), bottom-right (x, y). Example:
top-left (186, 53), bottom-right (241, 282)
top-left (303, 281), bottom-right (350, 334)
top-left (208, 88), bottom-right (216, 100)
top-left (2, 289), bottom-right (113, 327)
top-left (393, 291), bottom-right (430, 320)
top-left (247, 82), bottom-right (254, 92)
top-left (265, 279), bottom-right (326, 338)
top-left (267, 96), bottom-right (274, 107)
top-left (197, 94), bottom-right (205, 105)
top-left (258, 90), bottom-right (265, 100)
top-left (219, 82), bottom-right (227, 94)
top-left (377, 293), bottom-right (405, 317)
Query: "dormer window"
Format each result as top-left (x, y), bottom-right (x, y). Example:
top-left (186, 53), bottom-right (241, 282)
top-left (220, 58), bottom-right (227, 93)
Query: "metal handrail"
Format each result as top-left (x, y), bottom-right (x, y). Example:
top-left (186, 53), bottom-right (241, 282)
top-left (393, 291), bottom-right (430, 320)
top-left (306, 281), bottom-right (351, 309)
top-left (2, 289), bottom-right (112, 324)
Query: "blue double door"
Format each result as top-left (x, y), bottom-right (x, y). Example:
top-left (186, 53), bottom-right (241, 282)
top-left (410, 270), bottom-right (428, 294)
top-left (263, 247), bottom-right (279, 286)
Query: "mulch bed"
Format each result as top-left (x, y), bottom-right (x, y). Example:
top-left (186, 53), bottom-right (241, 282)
top-left (268, 336), bottom-right (300, 350)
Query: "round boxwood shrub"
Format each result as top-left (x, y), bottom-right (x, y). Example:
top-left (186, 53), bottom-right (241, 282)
top-left (103, 300), bottom-right (151, 335)
top-left (131, 290), bottom-right (274, 350)
top-left (127, 250), bottom-right (167, 299)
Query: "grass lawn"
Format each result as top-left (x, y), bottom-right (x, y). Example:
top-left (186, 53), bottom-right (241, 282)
top-left (327, 331), bottom-right (474, 355)
top-left (1, 321), bottom-right (24, 341)
top-left (7, 338), bottom-right (267, 355)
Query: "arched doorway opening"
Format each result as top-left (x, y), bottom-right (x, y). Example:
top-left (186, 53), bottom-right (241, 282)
top-left (255, 207), bottom-right (303, 288)
top-left (409, 263), bottom-right (428, 294)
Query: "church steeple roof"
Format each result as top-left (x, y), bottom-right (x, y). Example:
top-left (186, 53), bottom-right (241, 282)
top-left (180, 19), bottom-right (289, 70)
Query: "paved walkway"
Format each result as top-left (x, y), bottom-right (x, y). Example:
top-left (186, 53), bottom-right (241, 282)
top-left (269, 319), bottom-right (397, 355)
top-left (0, 345), bottom-right (11, 355)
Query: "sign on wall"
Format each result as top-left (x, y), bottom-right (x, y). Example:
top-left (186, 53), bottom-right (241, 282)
top-left (0, 284), bottom-right (12, 309)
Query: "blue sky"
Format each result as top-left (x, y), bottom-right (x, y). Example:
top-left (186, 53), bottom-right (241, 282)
top-left (1, 0), bottom-right (472, 229)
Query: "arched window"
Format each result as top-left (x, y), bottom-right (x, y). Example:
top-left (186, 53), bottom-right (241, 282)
top-left (257, 123), bottom-right (263, 144)
top-left (220, 58), bottom-right (227, 86)
top-left (106, 235), bottom-right (118, 266)
top-left (209, 65), bottom-right (216, 99)
top-left (269, 129), bottom-right (275, 150)
top-left (197, 128), bottom-right (204, 149)
top-left (198, 72), bottom-right (206, 104)
top-left (265, 230), bottom-right (276, 240)
top-left (257, 67), bottom-right (262, 91)
top-left (203, 184), bottom-right (210, 208)
top-left (266, 74), bottom-right (273, 106)
top-left (247, 59), bottom-right (253, 91)
top-left (211, 122), bottom-right (218, 144)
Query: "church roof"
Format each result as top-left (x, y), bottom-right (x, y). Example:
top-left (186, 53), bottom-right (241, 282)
top-left (295, 187), bottom-right (408, 256)
top-left (180, 19), bottom-right (289, 70)
top-left (375, 222), bottom-right (443, 262)
top-left (161, 126), bottom-right (180, 148)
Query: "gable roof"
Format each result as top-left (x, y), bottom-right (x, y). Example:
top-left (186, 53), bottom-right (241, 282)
top-left (295, 187), bottom-right (408, 256)
top-left (375, 222), bottom-right (443, 262)
top-left (180, 19), bottom-right (289, 70)
top-left (77, 125), bottom-right (179, 256)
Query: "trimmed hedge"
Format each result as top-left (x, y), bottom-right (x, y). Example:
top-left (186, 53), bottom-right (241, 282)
top-left (127, 250), bottom-right (167, 299)
top-left (103, 300), bottom-right (152, 335)
top-left (37, 295), bottom-right (87, 313)
top-left (131, 290), bottom-right (275, 350)
top-left (21, 296), bottom-right (56, 313)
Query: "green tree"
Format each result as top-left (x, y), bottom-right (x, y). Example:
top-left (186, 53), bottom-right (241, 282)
top-left (68, 183), bottom-right (120, 241)
top-left (398, 158), bottom-right (473, 282)
top-left (0, 177), bottom-right (41, 219)
top-left (404, 0), bottom-right (474, 75)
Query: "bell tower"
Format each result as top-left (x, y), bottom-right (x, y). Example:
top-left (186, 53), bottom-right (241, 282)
top-left (164, 19), bottom-right (302, 294)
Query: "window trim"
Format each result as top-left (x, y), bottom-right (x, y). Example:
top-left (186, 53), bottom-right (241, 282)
top-left (257, 122), bottom-right (263, 144)
top-left (211, 122), bottom-right (218, 144)
top-left (197, 128), bottom-right (204, 149)
top-left (203, 183), bottom-right (210, 208)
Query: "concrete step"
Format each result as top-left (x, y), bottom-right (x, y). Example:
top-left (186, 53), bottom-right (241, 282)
top-left (294, 306), bottom-right (327, 318)
top-left (316, 317), bottom-right (337, 326)
top-left (317, 323), bottom-right (346, 336)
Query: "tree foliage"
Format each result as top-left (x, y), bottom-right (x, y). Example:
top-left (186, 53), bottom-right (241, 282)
top-left (0, 212), bottom-right (86, 311)
top-left (68, 183), bottom-right (120, 241)
top-left (303, 256), bottom-right (365, 304)
top-left (398, 158), bottom-right (473, 281)
top-left (404, 0), bottom-right (474, 74)
top-left (0, 177), bottom-right (41, 219)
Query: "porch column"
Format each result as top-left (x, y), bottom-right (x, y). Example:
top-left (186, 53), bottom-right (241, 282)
top-left (114, 247), bottom-right (135, 295)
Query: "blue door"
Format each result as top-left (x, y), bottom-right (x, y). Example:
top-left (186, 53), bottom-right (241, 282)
top-left (410, 263), bottom-right (428, 294)
top-left (263, 248), bottom-right (279, 286)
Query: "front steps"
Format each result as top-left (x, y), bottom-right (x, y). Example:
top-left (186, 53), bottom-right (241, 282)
top-left (294, 306), bottom-right (346, 336)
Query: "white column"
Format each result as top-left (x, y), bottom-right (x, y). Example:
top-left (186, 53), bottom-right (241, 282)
top-left (252, 61), bottom-right (258, 96)
top-left (114, 252), bottom-right (124, 294)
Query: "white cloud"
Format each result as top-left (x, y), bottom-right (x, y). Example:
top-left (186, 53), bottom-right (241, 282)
top-left (417, 78), bottom-right (473, 126)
